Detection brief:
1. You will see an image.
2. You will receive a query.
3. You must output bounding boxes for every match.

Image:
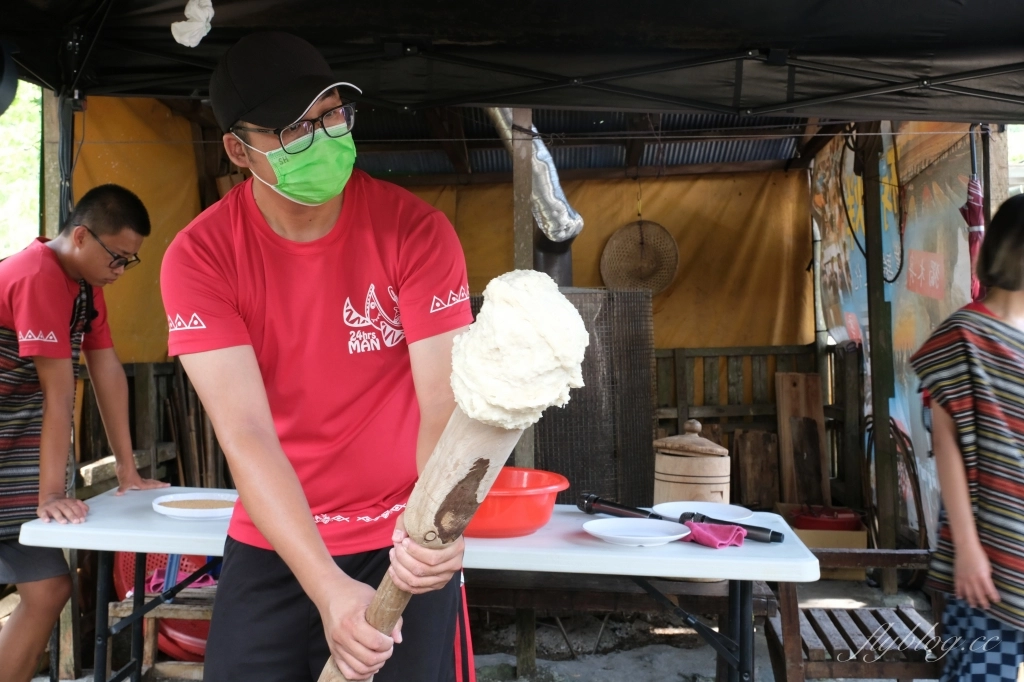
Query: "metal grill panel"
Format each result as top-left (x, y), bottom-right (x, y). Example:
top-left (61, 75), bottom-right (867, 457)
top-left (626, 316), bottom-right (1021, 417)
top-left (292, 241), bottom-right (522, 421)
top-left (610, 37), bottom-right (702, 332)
top-left (470, 288), bottom-right (654, 506)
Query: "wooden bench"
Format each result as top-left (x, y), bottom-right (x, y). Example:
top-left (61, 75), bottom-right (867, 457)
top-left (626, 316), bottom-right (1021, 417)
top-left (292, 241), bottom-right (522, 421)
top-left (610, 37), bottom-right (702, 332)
top-left (766, 549), bottom-right (942, 682)
top-left (465, 568), bottom-right (776, 680)
top-left (104, 588), bottom-right (214, 681)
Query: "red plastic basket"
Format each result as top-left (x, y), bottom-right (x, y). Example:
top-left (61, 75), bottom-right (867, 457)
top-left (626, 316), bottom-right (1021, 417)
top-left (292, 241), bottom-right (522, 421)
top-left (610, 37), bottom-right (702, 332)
top-left (113, 552), bottom-right (211, 661)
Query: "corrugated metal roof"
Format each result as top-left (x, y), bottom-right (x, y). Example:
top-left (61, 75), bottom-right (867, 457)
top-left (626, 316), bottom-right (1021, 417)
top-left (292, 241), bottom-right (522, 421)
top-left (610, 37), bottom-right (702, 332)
top-left (354, 151), bottom-right (455, 175)
top-left (640, 137), bottom-right (798, 166)
top-left (470, 145), bottom-right (627, 173)
top-left (533, 110), bottom-right (627, 133)
top-left (659, 113), bottom-right (802, 131)
top-left (351, 106), bottom-right (807, 174)
top-left (352, 106), bottom-right (433, 141)
top-left (468, 148), bottom-right (511, 174)
top-left (460, 108), bottom-right (502, 139)
top-left (459, 108), bottom-right (628, 137)
top-left (551, 144), bottom-right (626, 170)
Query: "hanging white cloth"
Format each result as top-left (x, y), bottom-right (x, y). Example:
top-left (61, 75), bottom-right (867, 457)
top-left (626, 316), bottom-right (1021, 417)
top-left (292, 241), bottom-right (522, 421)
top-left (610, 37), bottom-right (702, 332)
top-left (171, 0), bottom-right (214, 48)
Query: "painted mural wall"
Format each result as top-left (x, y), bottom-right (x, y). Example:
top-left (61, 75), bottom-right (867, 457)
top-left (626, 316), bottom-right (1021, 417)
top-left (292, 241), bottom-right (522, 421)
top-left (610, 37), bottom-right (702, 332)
top-left (812, 123), bottom-right (973, 546)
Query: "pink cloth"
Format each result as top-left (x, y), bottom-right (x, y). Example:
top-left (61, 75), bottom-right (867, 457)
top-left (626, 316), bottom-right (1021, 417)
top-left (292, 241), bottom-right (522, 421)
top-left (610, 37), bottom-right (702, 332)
top-left (141, 567), bottom-right (216, 594)
top-left (682, 521), bottom-right (745, 548)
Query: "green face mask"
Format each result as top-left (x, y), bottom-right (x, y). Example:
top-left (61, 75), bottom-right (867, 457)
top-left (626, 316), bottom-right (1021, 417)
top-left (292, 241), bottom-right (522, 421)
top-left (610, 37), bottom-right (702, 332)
top-left (238, 127), bottom-right (357, 206)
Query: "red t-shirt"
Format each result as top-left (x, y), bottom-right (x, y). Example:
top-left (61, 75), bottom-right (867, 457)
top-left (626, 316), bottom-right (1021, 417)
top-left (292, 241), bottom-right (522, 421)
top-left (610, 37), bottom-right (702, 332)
top-left (0, 238), bottom-right (112, 358)
top-left (160, 171), bottom-right (473, 555)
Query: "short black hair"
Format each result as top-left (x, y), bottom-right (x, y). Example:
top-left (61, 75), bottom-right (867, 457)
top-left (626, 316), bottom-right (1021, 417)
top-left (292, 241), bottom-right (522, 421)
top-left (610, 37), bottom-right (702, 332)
top-left (61, 184), bottom-right (151, 237)
top-left (978, 193), bottom-right (1024, 291)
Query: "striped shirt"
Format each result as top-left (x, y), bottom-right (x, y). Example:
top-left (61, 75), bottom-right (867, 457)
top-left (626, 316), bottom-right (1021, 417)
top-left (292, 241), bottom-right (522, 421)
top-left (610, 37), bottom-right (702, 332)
top-left (910, 303), bottom-right (1024, 632)
top-left (0, 282), bottom-right (93, 538)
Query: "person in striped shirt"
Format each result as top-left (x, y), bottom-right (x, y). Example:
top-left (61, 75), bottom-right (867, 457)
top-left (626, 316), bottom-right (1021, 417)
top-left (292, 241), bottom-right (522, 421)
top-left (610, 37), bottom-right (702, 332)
top-left (911, 193), bottom-right (1024, 680)
top-left (0, 185), bottom-right (166, 682)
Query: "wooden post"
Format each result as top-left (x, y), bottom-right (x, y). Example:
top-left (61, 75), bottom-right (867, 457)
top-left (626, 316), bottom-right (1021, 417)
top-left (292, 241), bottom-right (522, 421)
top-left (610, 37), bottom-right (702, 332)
top-left (57, 549), bottom-right (80, 679)
top-left (41, 89), bottom-right (62, 238)
top-left (512, 108), bottom-right (535, 469)
top-left (983, 125), bottom-right (1009, 224)
top-left (841, 344), bottom-right (864, 510)
top-left (858, 122), bottom-right (898, 594)
top-left (134, 363), bottom-right (158, 478)
top-left (516, 607), bottom-right (537, 678)
top-left (812, 216), bottom-right (833, 483)
top-left (778, 582), bottom-right (806, 682)
top-left (512, 108), bottom-right (534, 272)
top-left (511, 110), bottom-right (538, 663)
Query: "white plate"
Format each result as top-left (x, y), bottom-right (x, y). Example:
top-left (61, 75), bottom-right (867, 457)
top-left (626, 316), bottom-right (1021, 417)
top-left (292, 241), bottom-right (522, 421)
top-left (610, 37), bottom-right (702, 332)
top-left (582, 518), bottom-right (691, 547)
top-left (152, 492), bottom-right (238, 520)
top-left (652, 501), bottom-right (753, 523)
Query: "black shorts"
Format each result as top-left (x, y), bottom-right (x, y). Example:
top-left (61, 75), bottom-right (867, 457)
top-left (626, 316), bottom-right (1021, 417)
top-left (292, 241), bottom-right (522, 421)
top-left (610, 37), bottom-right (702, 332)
top-left (0, 538), bottom-right (69, 584)
top-left (204, 537), bottom-right (460, 682)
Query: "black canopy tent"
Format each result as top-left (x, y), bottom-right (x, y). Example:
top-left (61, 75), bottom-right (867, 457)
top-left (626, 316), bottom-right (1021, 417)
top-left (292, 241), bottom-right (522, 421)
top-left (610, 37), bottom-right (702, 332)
top-left (2, 2), bottom-right (1016, 658)
top-left (5, 0), bottom-right (1017, 556)
top-left (6, 0), bottom-right (1024, 121)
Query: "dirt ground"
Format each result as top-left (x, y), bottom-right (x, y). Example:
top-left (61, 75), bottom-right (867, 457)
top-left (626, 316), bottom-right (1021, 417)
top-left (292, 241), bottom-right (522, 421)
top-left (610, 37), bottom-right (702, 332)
top-left (31, 580), bottom-right (933, 682)
top-left (471, 610), bottom-right (774, 682)
top-left (467, 579), bottom-right (934, 682)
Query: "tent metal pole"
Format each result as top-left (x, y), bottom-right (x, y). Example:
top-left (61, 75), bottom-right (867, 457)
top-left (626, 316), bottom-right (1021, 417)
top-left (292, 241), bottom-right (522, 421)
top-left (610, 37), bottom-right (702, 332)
top-left (750, 60), bottom-right (1024, 116)
top-left (68, 0), bottom-right (116, 94)
top-left (414, 52), bottom-right (741, 113)
top-left (778, 57), bottom-right (1024, 107)
top-left (930, 84), bottom-right (1024, 107)
top-left (582, 82), bottom-right (735, 115)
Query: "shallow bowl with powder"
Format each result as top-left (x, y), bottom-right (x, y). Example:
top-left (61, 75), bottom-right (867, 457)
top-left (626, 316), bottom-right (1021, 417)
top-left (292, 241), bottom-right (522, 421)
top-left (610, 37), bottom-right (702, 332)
top-left (152, 492), bottom-right (239, 520)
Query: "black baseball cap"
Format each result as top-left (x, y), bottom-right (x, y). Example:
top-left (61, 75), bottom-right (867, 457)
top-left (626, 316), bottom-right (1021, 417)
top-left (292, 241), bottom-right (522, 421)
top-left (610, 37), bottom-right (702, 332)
top-left (209, 32), bottom-right (361, 131)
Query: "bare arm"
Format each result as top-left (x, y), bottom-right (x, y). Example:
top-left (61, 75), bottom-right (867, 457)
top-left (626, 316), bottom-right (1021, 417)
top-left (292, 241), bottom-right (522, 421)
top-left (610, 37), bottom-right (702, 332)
top-left (388, 326), bottom-right (469, 594)
top-left (179, 346), bottom-right (398, 679)
top-left (410, 326), bottom-right (468, 474)
top-left (33, 356), bottom-right (88, 523)
top-left (84, 347), bottom-right (167, 494)
top-left (931, 402), bottom-right (1000, 608)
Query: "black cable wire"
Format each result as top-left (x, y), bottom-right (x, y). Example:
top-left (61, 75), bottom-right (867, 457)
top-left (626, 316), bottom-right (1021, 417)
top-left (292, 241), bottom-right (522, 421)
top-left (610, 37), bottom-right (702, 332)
top-left (885, 131), bottom-right (907, 284)
top-left (838, 126), bottom-right (907, 284)
top-left (838, 137), bottom-right (867, 258)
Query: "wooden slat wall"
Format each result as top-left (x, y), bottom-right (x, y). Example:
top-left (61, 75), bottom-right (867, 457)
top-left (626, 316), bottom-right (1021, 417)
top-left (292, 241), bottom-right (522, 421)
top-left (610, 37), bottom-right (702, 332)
top-left (655, 345), bottom-right (818, 439)
top-left (655, 344), bottom-right (863, 504)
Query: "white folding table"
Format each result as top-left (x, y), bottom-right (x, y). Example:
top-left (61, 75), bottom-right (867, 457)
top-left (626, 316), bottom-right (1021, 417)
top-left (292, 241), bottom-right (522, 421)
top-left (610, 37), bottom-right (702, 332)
top-left (21, 488), bottom-right (819, 682)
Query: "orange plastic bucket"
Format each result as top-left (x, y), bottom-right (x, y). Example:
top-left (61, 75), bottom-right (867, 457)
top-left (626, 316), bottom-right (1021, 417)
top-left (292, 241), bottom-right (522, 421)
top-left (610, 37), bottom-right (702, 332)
top-left (464, 467), bottom-right (569, 538)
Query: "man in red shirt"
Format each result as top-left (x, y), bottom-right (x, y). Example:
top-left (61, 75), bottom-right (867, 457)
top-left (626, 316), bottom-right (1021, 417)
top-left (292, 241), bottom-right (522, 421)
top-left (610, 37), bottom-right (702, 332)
top-left (0, 184), bottom-right (166, 682)
top-left (160, 33), bottom-right (474, 681)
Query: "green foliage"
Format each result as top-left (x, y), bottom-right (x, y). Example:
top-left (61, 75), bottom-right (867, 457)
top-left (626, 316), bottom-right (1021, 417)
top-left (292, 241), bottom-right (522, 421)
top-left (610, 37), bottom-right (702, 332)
top-left (1009, 124), bottom-right (1024, 165)
top-left (0, 81), bottom-right (42, 258)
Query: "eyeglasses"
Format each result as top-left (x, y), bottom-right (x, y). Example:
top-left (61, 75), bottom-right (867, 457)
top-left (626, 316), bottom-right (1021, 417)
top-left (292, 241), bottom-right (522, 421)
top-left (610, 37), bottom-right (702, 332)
top-left (83, 227), bottom-right (141, 271)
top-left (232, 104), bottom-right (356, 155)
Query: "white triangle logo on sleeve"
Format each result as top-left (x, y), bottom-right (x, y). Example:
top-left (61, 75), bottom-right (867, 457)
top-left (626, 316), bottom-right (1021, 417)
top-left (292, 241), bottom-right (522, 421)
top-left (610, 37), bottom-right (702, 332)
top-left (429, 286), bottom-right (469, 313)
top-left (18, 330), bottom-right (58, 343)
top-left (168, 313), bottom-right (207, 332)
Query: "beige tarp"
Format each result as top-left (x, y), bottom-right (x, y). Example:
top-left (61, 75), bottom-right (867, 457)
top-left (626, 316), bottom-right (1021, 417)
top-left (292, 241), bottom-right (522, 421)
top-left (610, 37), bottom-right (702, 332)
top-left (72, 98), bottom-right (812, 359)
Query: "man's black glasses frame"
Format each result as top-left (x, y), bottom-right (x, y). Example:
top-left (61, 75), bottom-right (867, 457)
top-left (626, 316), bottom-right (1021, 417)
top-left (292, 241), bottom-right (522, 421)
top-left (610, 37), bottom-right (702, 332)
top-left (82, 226), bottom-right (141, 270)
top-left (232, 103), bottom-right (356, 155)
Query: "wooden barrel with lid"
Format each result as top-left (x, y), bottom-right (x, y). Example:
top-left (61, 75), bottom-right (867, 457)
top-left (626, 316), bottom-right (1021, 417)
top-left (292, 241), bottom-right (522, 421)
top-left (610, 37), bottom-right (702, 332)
top-left (653, 419), bottom-right (730, 504)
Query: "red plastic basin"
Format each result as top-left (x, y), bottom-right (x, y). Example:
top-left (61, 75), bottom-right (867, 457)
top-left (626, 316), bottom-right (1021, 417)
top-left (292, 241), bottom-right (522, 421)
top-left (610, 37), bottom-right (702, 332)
top-left (790, 506), bottom-right (863, 531)
top-left (464, 467), bottom-right (569, 538)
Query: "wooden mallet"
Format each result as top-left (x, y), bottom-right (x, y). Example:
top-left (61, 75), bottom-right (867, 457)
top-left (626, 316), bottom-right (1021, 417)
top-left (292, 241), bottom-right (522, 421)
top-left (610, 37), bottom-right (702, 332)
top-left (320, 269), bottom-right (587, 682)
top-left (318, 404), bottom-right (525, 682)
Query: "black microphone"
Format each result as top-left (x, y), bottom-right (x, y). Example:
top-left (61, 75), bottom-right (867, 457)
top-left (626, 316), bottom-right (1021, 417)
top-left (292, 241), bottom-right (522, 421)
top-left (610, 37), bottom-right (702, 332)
top-left (677, 511), bottom-right (784, 544)
top-left (578, 493), bottom-right (658, 520)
